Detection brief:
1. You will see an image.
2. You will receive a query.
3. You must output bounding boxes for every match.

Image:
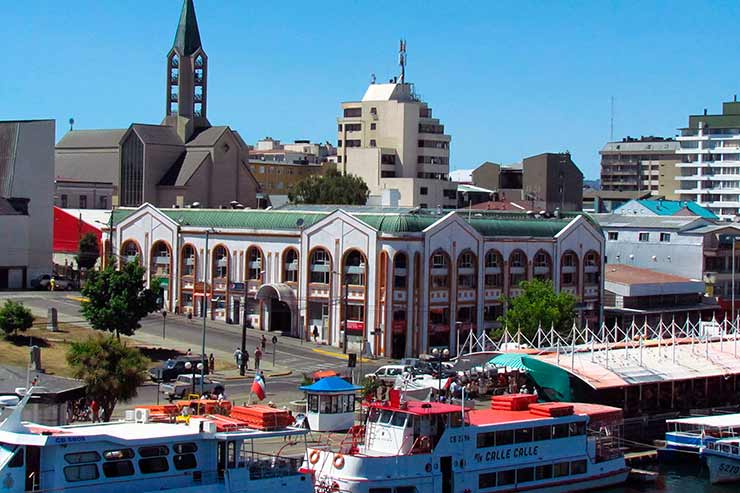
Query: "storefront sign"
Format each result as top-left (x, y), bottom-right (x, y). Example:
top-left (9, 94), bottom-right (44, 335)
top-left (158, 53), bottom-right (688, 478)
top-left (346, 321), bottom-right (364, 335)
top-left (230, 282), bottom-right (246, 292)
top-left (392, 320), bottom-right (406, 332)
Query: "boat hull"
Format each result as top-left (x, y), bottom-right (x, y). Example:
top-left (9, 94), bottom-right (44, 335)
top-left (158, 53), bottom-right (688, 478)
top-left (706, 453), bottom-right (740, 484)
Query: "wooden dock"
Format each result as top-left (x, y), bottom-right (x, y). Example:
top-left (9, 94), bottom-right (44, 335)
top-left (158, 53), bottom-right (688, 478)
top-left (624, 449), bottom-right (658, 466)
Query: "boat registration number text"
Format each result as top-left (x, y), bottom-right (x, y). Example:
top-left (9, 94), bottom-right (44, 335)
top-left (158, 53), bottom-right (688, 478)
top-left (719, 463), bottom-right (740, 474)
top-left (474, 446), bottom-right (539, 463)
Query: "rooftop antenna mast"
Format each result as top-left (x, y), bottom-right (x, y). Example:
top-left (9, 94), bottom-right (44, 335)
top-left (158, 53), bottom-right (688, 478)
top-left (399, 39), bottom-right (407, 84)
top-left (610, 96), bottom-right (615, 141)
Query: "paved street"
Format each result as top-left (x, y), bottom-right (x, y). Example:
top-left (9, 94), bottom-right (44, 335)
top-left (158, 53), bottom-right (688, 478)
top-left (0, 291), bottom-right (387, 414)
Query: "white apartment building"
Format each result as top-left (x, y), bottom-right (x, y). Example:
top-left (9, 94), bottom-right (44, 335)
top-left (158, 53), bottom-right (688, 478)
top-left (337, 81), bottom-right (457, 208)
top-left (676, 100), bottom-right (740, 220)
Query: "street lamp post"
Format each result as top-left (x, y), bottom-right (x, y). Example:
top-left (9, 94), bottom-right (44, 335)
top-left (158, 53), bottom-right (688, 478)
top-left (184, 361), bottom-right (204, 396)
top-left (431, 347), bottom-right (450, 401)
top-left (733, 237), bottom-right (737, 328)
top-left (201, 228), bottom-right (215, 395)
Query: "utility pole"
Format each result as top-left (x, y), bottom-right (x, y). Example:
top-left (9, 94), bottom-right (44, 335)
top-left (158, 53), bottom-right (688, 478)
top-left (240, 286), bottom-right (247, 376)
top-left (200, 229), bottom-right (213, 395)
top-left (343, 277), bottom-right (349, 354)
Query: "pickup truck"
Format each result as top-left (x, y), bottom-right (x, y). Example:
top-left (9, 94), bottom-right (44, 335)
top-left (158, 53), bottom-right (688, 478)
top-left (160, 374), bottom-right (224, 400)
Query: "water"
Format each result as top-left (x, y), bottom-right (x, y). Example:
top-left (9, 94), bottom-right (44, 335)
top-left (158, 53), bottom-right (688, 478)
top-left (604, 464), bottom-right (736, 493)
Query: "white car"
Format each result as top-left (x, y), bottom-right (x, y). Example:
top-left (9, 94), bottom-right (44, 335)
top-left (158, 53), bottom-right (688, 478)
top-left (364, 365), bottom-right (412, 385)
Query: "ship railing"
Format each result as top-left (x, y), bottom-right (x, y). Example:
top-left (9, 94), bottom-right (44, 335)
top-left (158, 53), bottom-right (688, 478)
top-left (239, 451), bottom-right (304, 479)
top-left (706, 441), bottom-right (740, 456)
top-left (338, 425), bottom-right (366, 454)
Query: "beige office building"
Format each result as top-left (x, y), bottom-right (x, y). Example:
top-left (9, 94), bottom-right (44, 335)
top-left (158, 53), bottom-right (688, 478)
top-left (337, 79), bottom-right (457, 208)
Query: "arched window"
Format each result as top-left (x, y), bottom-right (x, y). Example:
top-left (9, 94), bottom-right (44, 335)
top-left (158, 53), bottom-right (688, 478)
top-left (509, 249), bottom-right (528, 287)
top-left (484, 249), bottom-right (503, 289)
top-left (212, 245), bottom-right (229, 280)
top-left (584, 251), bottom-right (600, 286)
top-left (283, 248), bottom-right (299, 283)
top-left (181, 245), bottom-right (196, 277)
top-left (150, 241), bottom-right (171, 277)
top-left (246, 247), bottom-right (262, 281)
top-left (393, 252), bottom-right (408, 290)
top-left (561, 251), bottom-right (578, 287)
top-left (430, 250), bottom-right (450, 289)
top-left (343, 250), bottom-right (366, 286)
top-left (533, 250), bottom-right (552, 281)
top-left (457, 250), bottom-right (477, 289)
top-left (121, 240), bottom-right (140, 265)
top-left (309, 249), bottom-right (331, 284)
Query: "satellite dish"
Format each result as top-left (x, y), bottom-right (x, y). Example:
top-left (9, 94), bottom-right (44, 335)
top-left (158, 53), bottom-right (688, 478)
top-left (296, 218), bottom-right (304, 228)
top-left (68, 117), bottom-right (75, 131)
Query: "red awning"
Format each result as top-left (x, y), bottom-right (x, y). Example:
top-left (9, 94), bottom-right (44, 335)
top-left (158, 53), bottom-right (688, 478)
top-left (53, 207), bottom-right (102, 254)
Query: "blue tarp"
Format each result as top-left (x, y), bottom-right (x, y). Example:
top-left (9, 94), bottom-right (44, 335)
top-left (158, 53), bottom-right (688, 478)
top-left (299, 376), bottom-right (361, 393)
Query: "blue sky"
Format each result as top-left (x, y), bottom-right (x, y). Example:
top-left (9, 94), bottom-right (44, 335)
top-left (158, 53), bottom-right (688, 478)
top-left (4, 1), bottom-right (740, 180)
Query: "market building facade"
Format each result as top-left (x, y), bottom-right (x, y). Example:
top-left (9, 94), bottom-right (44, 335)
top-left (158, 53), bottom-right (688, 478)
top-left (107, 204), bottom-right (604, 358)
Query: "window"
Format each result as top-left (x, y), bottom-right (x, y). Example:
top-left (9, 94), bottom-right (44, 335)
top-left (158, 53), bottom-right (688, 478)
top-left (369, 489), bottom-right (392, 493)
top-left (283, 249), bottom-right (299, 283)
top-left (247, 248), bottom-right (262, 281)
top-left (343, 107), bottom-right (362, 117)
top-left (569, 421), bottom-right (586, 436)
top-left (495, 429), bottom-right (514, 445)
top-left (535, 464), bottom-right (553, 480)
top-left (139, 457), bottom-right (169, 474)
top-left (477, 431), bottom-right (496, 448)
top-left (420, 187), bottom-right (428, 195)
top-left (337, 124), bottom-right (342, 131)
top-left (391, 412), bottom-right (407, 427)
top-left (497, 469), bottom-right (515, 486)
top-left (8, 450), bottom-right (23, 468)
top-left (639, 232), bottom-right (650, 242)
top-left (660, 232), bottom-right (671, 242)
top-left (174, 454), bottom-right (197, 470)
top-left (345, 123), bottom-right (361, 132)
top-left (65, 452), bottom-right (101, 464)
top-left (345, 139), bottom-right (361, 148)
top-left (99, 196), bottom-right (108, 209)
top-left (338, 140), bottom-right (342, 147)
top-left (552, 424), bottom-right (569, 439)
top-left (516, 467), bottom-right (535, 483)
top-left (79, 195), bottom-right (87, 209)
top-left (370, 139), bottom-right (376, 147)
top-left (102, 461), bottom-right (134, 478)
top-left (138, 446), bottom-right (169, 458)
top-left (514, 427), bottom-right (532, 443)
top-left (370, 123), bottom-right (377, 130)
top-left (553, 462), bottom-right (570, 478)
top-left (173, 443), bottom-right (198, 454)
top-left (570, 459), bottom-right (587, 475)
top-left (64, 464), bottom-right (99, 482)
top-left (103, 449), bottom-right (134, 460)
top-left (432, 254), bottom-right (447, 268)
top-left (309, 394), bottom-right (319, 413)
top-left (60, 194), bottom-right (68, 208)
top-left (608, 231), bottom-right (618, 241)
top-left (479, 472), bottom-right (496, 489)
top-left (381, 154), bottom-right (396, 165)
top-left (379, 410), bottom-right (393, 424)
top-left (533, 426), bottom-right (551, 441)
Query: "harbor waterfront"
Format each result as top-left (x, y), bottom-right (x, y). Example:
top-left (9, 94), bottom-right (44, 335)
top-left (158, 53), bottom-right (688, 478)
top-left (606, 464), bottom-right (737, 492)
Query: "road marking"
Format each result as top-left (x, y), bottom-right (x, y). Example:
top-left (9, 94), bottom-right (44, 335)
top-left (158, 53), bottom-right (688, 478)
top-left (66, 295), bottom-right (88, 302)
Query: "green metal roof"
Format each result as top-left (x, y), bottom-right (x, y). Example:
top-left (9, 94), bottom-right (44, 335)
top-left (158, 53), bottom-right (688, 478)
top-left (112, 207), bottom-right (587, 238)
top-left (172, 0), bottom-right (202, 56)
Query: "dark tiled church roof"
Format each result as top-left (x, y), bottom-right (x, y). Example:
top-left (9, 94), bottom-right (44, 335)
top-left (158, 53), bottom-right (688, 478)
top-left (172, 0), bottom-right (202, 56)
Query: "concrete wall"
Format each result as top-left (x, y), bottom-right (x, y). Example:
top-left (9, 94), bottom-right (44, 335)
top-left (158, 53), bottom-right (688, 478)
top-left (472, 162), bottom-right (501, 191)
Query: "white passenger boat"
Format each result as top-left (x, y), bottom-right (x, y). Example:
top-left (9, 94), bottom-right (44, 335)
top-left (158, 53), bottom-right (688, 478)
top-left (701, 438), bottom-right (740, 484)
top-left (658, 414), bottom-right (740, 460)
top-left (303, 392), bottom-right (628, 493)
top-left (0, 391), bottom-right (312, 493)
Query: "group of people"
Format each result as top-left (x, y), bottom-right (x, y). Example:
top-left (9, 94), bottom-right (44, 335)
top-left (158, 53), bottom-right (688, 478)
top-left (444, 368), bottom-right (534, 401)
top-left (233, 335), bottom-right (268, 370)
top-left (67, 398), bottom-right (101, 423)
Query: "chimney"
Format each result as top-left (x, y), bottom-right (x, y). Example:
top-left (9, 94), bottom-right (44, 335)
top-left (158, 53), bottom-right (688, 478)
top-left (704, 108), bottom-right (708, 115)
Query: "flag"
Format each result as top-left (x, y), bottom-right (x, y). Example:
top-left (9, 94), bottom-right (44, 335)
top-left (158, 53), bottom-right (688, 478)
top-left (251, 373), bottom-right (266, 401)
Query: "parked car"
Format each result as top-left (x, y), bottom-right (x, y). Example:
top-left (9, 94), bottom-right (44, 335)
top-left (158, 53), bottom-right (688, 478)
top-left (31, 275), bottom-right (74, 290)
top-left (149, 356), bottom-right (209, 382)
top-left (364, 365), bottom-right (413, 385)
top-left (160, 374), bottom-right (223, 400)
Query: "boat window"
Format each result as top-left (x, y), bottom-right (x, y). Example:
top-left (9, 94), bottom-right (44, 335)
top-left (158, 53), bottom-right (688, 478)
top-left (102, 460), bottom-right (134, 478)
top-left (64, 451), bottom-right (101, 464)
top-left (449, 412), bottom-right (463, 428)
top-left (478, 472), bottom-right (497, 488)
top-left (514, 428), bottom-right (532, 443)
top-left (476, 432), bottom-right (496, 448)
top-left (139, 457), bottom-right (169, 474)
top-left (395, 487), bottom-right (418, 493)
top-left (103, 448), bottom-right (134, 460)
top-left (309, 394), bottom-right (319, 413)
top-left (9, 450), bottom-right (23, 468)
top-left (368, 408), bottom-right (381, 423)
top-left (495, 429), bottom-right (514, 446)
top-left (406, 415), bottom-right (413, 428)
top-left (139, 445), bottom-right (169, 457)
top-left (570, 459), bottom-right (587, 475)
top-left (391, 412), bottom-right (407, 427)
top-left (497, 469), bottom-right (515, 486)
top-left (533, 426), bottom-right (550, 441)
top-left (380, 410), bottom-right (394, 424)
top-left (553, 461), bottom-right (570, 478)
top-left (569, 422), bottom-right (586, 437)
top-left (173, 443), bottom-right (198, 454)
top-left (552, 424), bottom-right (569, 439)
top-left (227, 441), bottom-right (236, 469)
top-left (535, 464), bottom-right (552, 480)
top-left (174, 453), bottom-right (198, 470)
top-left (64, 464), bottom-right (99, 482)
top-left (516, 466), bottom-right (534, 483)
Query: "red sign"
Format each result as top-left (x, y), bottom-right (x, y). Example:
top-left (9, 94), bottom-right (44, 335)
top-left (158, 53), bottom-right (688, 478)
top-left (346, 321), bottom-right (365, 335)
top-left (392, 320), bottom-right (406, 333)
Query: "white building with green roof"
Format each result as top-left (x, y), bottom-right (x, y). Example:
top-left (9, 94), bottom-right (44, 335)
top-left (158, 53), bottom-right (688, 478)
top-left (106, 204), bottom-right (604, 358)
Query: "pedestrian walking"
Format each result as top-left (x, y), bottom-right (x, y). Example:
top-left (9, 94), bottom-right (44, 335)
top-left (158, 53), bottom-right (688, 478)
top-left (312, 326), bottom-right (319, 343)
top-left (254, 346), bottom-right (262, 369)
top-left (90, 399), bottom-right (100, 423)
top-left (233, 347), bottom-right (242, 367)
top-left (49, 277), bottom-right (56, 292)
top-left (244, 349), bottom-right (250, 369)
top-left (209, 353), bottom-right (215, 373)
top-left (261, 334), bottom-right (267, 351)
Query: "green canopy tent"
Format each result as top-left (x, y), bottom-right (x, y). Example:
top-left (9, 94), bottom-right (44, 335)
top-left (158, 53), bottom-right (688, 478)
top-left (489, 353), bottom-right (572, 401)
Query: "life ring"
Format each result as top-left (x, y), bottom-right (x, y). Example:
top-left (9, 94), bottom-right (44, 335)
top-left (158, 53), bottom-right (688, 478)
top-left (309, 450), bottom-right (321, 464)
top-left (333, 454), bottom-right (345, 469)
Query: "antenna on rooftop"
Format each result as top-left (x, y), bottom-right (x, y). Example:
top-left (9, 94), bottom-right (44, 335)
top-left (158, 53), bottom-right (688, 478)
top-left (69, 117), bottom-right (75, 132)
top-left (610, 96), bottom-right (614, 141)
top-left (370, 73), bottom-right (376, 84)
top-left (399, 39), bottom-right (407, 84)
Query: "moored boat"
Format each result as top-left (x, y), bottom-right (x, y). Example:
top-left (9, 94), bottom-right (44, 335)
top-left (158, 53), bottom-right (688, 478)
top-left (702, 438), bottom-right (740, 484)
top-left (658, 414), bottom-right (740, 461)
top-left (303, 392), bottom-right (628, 493)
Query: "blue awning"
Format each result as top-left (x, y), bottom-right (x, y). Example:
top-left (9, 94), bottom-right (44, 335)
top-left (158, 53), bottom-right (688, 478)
top-left (299, 376), bottom-right (361, 393)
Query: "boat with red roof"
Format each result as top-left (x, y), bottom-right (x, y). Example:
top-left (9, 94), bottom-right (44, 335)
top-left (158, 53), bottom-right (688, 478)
top-left (303, 392), bottom-right (628, 492)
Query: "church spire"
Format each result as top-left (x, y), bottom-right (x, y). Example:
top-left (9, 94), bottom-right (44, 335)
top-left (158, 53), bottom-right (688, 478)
top-left (172, 0), bottom-right (202, 56)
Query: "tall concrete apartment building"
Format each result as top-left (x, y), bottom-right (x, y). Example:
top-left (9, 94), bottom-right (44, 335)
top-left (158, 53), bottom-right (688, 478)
top-left (676, 99), bottom-right (740, 220)
top-left (336, 44), bottom-right (457, 208)
top-left (600, 137), bottom-right (680, 198)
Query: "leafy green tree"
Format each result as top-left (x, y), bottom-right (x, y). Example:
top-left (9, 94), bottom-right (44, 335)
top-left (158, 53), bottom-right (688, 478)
top-left (80, 262), bottom-right (160, 339)
top-left (497, 279), bottom-right (576, 339)
top-left (76, 233), bottom-right (100, 270)
top-left (67, 335), bottom-right (148, 421)
top-left (0, 300), bottom-right (34, 338)
top-left (288, 169), bottom-right (369, 205)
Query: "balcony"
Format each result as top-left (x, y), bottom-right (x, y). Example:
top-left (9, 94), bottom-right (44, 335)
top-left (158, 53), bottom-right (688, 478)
top-left (561, 286), bottom-right (577, 296)
top-left (430, 290), bottom-right (449, 303)
top-left (457, 288), bottom-right (476, 303)
top-left (308, 283), bottom-right (330, 298)
top-left (584, 286), bottom-right (599, 298)
top-left (484, 288), bottom-right (503, 299)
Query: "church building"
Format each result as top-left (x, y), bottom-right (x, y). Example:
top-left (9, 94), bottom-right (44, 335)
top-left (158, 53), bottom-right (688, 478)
top-left (55, 0), bottom-right (261, 210)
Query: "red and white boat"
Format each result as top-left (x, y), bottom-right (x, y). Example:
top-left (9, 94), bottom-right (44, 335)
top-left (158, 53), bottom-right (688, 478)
top-left (303, 393), bottom-right (628, 493)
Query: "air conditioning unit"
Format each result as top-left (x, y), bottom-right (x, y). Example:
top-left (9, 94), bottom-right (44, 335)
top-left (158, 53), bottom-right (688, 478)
top-left (125, 410), bottom-right (136, 422)
top-left (134, 408), bottom-right (150, 424)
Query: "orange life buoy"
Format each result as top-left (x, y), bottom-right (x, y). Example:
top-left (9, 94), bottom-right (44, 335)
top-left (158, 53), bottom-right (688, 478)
top-left (333, 454), bottom-right (345, 469)
top-left (309, 450), bottom-right (321, 464)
